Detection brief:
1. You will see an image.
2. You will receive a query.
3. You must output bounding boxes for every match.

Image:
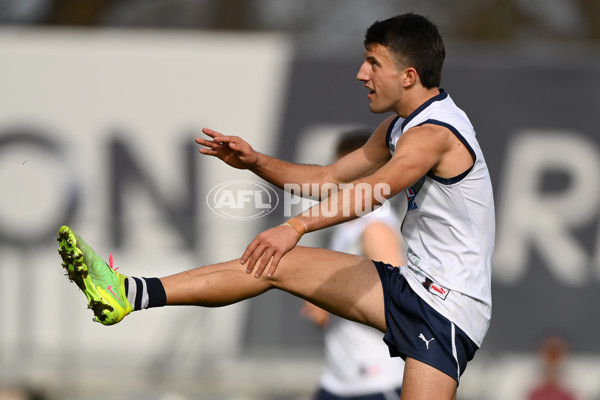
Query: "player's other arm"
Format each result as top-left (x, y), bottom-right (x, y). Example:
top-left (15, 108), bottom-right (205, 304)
top-left (195, 117), bottom-right (394, 198)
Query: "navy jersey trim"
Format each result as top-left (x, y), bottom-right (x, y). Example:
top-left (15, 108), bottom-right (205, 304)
top-left (418, 118), bottom-right (475, 185)
top-left (401, 89), bottom-right (448, 130)
top-left (386, 116), bottom-right (401, 151)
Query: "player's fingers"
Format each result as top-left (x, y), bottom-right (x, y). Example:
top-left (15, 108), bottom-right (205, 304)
top-left (213, 136), bottom-right (248, 154)
top-left (212, 134), bottom-right (235, 142)
top-left (202, 127), bottom-right (224, 139)
top-left (241, 239), bottom-right (261, 271)
top-left (198, 148), bottom-right (219, 156)
top-left (246, 246), bottom-right (266, 276)
top-left (195, 137), bottom-right (222, 149)
top-left (266, 252), bottom-right (284, 278)
top-left (211, 135), bottom-right (241, 147)
top-left (255, 249), bottom-right (275, 278)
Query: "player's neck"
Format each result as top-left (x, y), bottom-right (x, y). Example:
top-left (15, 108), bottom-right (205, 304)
top-left (396, 87), bottom-right (441, 119)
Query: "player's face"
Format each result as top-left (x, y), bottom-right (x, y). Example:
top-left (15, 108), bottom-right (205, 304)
top-left (356, 44), bottom-right (405, 114)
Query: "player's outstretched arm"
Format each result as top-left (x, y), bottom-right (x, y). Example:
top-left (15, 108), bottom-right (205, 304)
top-left (196, 127), bottom-right (327, 194)
top-left (196, 122), bottom-right (393, 198)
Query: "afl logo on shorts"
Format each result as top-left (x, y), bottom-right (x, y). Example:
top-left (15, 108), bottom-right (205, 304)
top-left (206, 180), bottom-right (279, 220)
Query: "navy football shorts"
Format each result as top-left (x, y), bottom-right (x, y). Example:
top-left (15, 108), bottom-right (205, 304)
top-left (372, 261), bottom-right (478, 383)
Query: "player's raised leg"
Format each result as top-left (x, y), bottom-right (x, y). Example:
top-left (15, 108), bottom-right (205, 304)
top-left (160, 246), bottom-right (387, 331)
top-left (57, 225), bottom-right (386, 331)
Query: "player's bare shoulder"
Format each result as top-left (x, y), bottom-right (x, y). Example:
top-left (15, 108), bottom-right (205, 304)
top-left (413, 123), bottom-right (474, 179)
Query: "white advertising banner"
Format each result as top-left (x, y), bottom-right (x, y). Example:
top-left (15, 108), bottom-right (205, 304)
top-left (0, 27), bottom-right (292, 387)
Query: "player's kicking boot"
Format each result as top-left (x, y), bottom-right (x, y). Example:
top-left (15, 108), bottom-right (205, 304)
top-left (57, 226), bottom-right (132, 325)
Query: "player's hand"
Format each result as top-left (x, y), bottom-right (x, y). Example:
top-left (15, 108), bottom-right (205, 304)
top-left (241, 224), bottom-right (300, 278)
top-left (195, 127), bottom-right (258, 170)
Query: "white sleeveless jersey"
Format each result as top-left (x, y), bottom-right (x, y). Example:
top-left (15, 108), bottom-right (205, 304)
top-left (320, 207), bottom-right (405, 396)
top-left (387, 90), bottom-right (495, 346)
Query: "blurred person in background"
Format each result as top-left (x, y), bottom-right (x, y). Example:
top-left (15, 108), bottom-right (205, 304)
top-left (301, 131), bottom-right (405, 400)
top-left (58, 13), bottom-right (495, 400)
top-left (527, 335), bottom-right (576, 400)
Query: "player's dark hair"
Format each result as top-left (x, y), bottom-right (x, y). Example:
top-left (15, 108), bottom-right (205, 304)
top-left (364, 13), bottom-right (445, 88)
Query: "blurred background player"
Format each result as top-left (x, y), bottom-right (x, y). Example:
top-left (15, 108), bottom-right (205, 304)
top-left (301, 131), bottom-right (405, 400)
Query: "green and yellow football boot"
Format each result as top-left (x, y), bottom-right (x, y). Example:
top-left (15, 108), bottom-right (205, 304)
top-left (57, 225), bottom-right (132, 325)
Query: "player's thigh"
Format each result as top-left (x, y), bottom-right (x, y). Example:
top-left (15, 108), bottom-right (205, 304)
top-left (271, 246), bottom-right (386, 331)
top-left (401, 357), bottom-right (457, 400)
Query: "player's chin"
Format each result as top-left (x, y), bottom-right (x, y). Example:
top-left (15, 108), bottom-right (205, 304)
top-left (368, 103), bottom-right (388, 114)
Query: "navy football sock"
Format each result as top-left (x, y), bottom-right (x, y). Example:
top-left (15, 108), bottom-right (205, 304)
top-left (124, 277), bottom-right (167, 310)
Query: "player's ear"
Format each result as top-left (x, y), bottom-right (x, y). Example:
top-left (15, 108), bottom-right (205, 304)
top-left (402, 67), bottom-right (418, 88)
